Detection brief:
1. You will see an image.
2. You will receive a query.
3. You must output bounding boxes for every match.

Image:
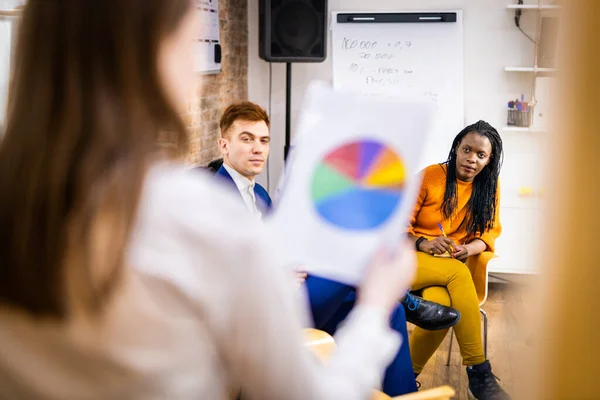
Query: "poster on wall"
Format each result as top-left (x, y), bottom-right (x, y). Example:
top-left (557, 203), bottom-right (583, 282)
top-left (195, 0), bottom-right (221, 74)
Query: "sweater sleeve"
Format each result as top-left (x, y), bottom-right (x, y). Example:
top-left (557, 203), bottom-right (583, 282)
top-left (208, 223), bottom-right (401, 400)
top-left (407, 170), bottom-right (427, 237)
top-left (164, 168), bottom-right (402, 400)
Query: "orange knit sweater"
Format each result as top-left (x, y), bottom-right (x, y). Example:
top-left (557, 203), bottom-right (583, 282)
top-left (407, 164), bottom-right (501, 252)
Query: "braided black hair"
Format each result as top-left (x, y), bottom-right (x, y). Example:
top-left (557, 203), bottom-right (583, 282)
top-left (441, 120), bottom-right (503, 236)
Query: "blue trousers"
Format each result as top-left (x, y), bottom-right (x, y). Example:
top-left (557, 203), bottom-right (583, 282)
top-left (305, 276), bottom-right (417, 396)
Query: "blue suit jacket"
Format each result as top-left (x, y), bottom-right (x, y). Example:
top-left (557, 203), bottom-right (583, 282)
top-left (214, 165), bottom-right (272, 214)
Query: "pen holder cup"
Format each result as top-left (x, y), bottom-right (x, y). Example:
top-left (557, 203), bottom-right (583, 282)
top-left (507, 108), bottom-right (532, 127)
top-left (507, 109), bottom-right (518, 126)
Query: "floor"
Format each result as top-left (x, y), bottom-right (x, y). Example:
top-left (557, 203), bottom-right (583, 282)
top-left (410, 274), bottom-right (539, 400)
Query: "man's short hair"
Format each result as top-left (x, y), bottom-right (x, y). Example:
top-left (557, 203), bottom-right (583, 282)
top-left (219, 101), bottom-right (270, 138)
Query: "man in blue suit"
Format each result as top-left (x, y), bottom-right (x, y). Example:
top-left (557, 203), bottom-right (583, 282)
top-left (212, 101), bottom-right (457, 396)
top-left (214, 101), bottom-right (272, 219)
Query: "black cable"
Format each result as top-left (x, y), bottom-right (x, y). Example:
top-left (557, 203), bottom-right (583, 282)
top-left (518, 25), bottom-right (537, 44)
top-left (514, 1), bottom-right (523, 26)
top-left (267, 62), bottom-right (272, 192)
top-left (514, 0), bottom-right (537, 44)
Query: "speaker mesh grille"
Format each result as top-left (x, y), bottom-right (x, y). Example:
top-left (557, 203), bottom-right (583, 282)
top-left (260, 0), bottom-right (327, 62)
top-left (273, 2), bottom-right (319, 56)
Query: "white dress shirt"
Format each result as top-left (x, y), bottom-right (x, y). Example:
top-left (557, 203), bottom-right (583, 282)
top-left (0, 162), bottom-right (400, 400)
top-left (223, 163), bottom-right (262, 218)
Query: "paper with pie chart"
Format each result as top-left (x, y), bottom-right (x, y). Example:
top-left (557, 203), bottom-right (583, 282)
top-left (267, 82), bottom-right (432, 285)
top-left (311, 140), bottom-right (406, 230)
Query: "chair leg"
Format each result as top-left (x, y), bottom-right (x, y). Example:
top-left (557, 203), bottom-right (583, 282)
top-left (480, 308), bottom-right (488, 359)
top-left (446, 309), bottom-right (487, 366)
top-left (446, 328), bottom-right (454, 366)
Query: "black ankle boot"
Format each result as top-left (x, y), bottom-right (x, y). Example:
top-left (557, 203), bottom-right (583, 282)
top-left (467, 361), bottom-right (511, 399)
top-left (402, 293), bottom-right (460, 330)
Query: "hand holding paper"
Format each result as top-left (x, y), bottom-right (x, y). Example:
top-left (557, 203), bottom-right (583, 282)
top-left (359, 240), bottom-right (417, 314)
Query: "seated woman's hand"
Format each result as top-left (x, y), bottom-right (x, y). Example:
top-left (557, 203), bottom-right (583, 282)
top-left (451, 245), bottom-right (469, 262)
top-left (418, 236), bottom-right (456, 256)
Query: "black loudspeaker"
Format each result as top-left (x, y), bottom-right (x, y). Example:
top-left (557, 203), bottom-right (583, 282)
top-left (259, 0), bottom-right (327, 63)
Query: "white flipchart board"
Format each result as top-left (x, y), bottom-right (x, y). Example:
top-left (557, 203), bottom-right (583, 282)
top-left (195, 0), bottom-right (221, 74)
top-left (332, 11), bottom-right (464, 169)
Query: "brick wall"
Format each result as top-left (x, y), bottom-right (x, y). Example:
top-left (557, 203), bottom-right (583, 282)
top-left (185, 0), bottom-right (248, 165)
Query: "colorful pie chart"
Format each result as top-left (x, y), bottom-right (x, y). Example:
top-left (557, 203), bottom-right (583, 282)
top-left (311, 139), bottom-right (406, 230)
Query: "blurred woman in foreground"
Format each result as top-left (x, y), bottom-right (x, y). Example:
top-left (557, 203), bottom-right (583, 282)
top-left (0, 1), bottom-right (415, 398)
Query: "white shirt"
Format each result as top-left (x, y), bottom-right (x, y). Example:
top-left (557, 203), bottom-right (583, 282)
top-left (223, 163), bottom-right (262, 218)
top-left (0, 163), bottom-right (400, 400)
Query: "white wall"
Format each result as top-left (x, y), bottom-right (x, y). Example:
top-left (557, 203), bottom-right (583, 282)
top-left (0, 0), bottom-right (23, 130)
top-left (248, 0), bottom-right (544, 274)
top-left (249, 0), bottom-right (537, 189)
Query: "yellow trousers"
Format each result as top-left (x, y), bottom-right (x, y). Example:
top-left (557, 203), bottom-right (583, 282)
top-left (409, 252), bottom-right (485, 373)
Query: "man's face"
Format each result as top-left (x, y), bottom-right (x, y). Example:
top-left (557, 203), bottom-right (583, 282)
top-left (218, 119), bottom-right (270, 180)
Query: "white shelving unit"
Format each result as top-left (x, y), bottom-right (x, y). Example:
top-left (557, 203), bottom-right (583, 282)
top-left (0, 9), bottom-right (19, 17)
top-left (504, 66), bottom-right (558, 73)
top-left (502, 126), bottom-right (547, 133)
top-left (506, 4), bottom-right (561, 10)
top-left (494, 3), bottom-right (558, 275)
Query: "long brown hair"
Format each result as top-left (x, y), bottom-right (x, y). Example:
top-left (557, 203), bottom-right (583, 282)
top-left (0, 0), bottom-right (192, 319)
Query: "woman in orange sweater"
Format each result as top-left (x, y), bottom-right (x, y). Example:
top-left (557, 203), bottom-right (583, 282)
top-left (408, 121), bottom-right (509, 400)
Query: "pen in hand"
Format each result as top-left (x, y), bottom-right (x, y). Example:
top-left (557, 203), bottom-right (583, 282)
top-left (437, 222), bottom-right (455, 256)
